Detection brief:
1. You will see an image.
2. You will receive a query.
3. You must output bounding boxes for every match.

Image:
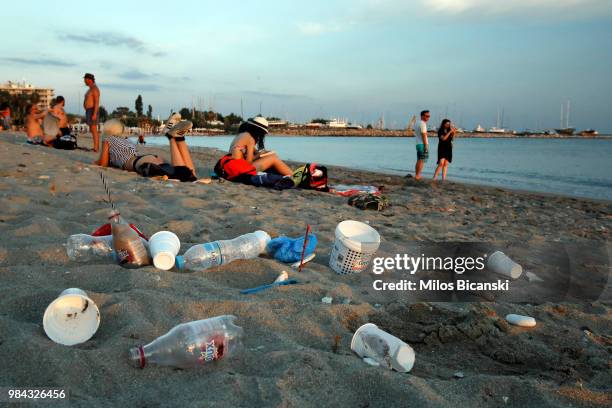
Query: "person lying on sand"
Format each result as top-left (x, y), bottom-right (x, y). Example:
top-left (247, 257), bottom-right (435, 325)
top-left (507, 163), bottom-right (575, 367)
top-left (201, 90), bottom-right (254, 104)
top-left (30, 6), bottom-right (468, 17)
top-left (94, 118), bottom-right (197, 182)
top-left (229, 117), bottom-right (292, 176)
top-left (25, 104), bottom-right (55, 145)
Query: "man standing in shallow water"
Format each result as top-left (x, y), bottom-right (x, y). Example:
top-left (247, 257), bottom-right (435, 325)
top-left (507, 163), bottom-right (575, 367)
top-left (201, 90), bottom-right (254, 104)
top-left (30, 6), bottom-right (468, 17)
top-left (83, 73), bottom-right (100, 151)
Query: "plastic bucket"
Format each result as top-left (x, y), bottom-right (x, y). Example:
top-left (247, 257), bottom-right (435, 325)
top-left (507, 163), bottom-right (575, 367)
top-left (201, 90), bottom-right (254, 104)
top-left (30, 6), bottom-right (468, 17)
top-left (329, 220), bottom-right (380, 275)
top-left (43, 288), bottom-right (100, 346)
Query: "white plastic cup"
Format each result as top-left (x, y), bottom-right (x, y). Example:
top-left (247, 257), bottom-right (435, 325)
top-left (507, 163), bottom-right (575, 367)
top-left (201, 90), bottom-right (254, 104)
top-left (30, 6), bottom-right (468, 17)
top-left (487, 251), bottom-right (522, 280)
top-left (329, 220), bottom-right (381, 275)
top-left (43, 288), bottom-right (100, 346)
top-left (149, 231), bottom-right (181, 270)
top-left (351, 323), bottom-right (415, 372)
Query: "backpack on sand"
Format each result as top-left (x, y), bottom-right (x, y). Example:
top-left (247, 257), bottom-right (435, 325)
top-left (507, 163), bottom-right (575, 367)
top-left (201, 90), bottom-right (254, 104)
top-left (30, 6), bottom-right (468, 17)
top-left (292, 163), bottom-right (329, 192)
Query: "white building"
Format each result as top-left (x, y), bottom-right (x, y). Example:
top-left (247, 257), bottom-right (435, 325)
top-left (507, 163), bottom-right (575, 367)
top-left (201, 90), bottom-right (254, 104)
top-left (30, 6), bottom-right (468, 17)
top-left (0, 80), bottom-right (54, 107)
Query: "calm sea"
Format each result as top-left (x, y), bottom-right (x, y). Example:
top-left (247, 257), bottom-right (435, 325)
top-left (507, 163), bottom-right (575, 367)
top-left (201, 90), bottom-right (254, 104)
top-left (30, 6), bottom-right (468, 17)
top-left (143, 135), bottom-right (612, 201)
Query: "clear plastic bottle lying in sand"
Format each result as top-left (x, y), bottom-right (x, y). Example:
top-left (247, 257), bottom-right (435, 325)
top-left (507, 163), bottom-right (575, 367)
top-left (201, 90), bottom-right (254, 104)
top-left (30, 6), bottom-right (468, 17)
top-left (109, 211), bottom-right (150, 268)
top-left (129, 315), bottom-right (244, 369)
top-left (175, 231), bottom-right (270, 272)
top-left (66, 234), bottom-right (148, 263)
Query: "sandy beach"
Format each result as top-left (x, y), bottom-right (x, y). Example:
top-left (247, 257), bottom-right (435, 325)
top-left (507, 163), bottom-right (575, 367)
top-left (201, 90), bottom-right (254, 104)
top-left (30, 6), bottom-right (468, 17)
top-left (0, 131), bottom-right (610, 407)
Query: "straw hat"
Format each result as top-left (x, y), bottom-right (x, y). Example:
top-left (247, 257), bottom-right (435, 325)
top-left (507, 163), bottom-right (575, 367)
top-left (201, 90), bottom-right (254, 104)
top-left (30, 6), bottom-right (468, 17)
top-left (102, 119), bottom-right (124, 136)
top-left (248, 116), bottom-right (269, 134)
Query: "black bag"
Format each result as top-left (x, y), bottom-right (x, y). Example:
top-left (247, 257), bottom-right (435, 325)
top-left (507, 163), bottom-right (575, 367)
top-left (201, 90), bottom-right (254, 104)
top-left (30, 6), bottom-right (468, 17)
top-left (52, 134), bottom-right (77, 150)
top-left (138, 163), bottom-right (196, 182)
top-left (292, 163), bottom-right (329, 192)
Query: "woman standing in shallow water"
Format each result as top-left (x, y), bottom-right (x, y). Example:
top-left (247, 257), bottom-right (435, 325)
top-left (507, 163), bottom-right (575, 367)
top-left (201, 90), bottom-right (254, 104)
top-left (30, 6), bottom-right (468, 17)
top-left (433, 119), bottom-right (456, 182)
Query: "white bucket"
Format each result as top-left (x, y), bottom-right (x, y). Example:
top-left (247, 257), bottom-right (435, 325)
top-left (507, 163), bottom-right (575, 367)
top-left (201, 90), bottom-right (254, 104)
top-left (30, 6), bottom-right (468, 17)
top-left (351, 323), bottom-right (415, 372)
top-left (43, 288), bottom-right (100, 346)
top-left (329, 220), bottom-right (381, 275)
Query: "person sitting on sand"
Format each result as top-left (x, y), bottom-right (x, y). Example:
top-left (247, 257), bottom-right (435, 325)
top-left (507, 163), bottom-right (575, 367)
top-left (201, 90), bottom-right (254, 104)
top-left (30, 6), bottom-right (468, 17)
top-left (49, 96), bottom-right (71, 136)
top-left (94, 117), bottom-right (197, 182)
top-left (0, 103), bottom-right (11, 131)
top-left (25, 104), bottom-right (55, 145)
top-left (433, 119), bottom-right (456, 182)
top-left (229, 117), bottom-right (292, 176)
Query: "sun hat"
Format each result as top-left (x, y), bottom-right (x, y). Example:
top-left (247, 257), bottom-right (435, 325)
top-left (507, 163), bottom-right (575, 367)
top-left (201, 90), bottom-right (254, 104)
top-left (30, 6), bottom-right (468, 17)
top-left (83, 73), bottom-right (95, 81)
top-left (248, 116), bottom-right (269, 134)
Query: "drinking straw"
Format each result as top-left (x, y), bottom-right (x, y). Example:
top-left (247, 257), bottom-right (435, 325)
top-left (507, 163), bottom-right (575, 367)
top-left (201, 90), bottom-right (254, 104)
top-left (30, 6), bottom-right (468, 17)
top-left (298, 224), bottom-right (311, 273)
top-left (240, 279), bottom-right (299, 295)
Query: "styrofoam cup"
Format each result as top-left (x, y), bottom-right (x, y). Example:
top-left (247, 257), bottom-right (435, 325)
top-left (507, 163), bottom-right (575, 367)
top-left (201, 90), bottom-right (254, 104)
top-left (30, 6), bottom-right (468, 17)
top-left (149, 231), bottom-right (181, 270)
top-left (351, 323), bottom-right (415, 372)
top-left (487, 251), bottom-right (522, 280)
top-left (43, 288), bottom-right (100, 346)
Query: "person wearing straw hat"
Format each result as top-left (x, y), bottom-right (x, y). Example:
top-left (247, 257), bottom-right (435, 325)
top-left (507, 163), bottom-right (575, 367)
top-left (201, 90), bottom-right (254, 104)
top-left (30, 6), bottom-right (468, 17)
top-left (83, 73), bottom-right (100, 152)
top-left (228, 116), bottom-right (293, 176)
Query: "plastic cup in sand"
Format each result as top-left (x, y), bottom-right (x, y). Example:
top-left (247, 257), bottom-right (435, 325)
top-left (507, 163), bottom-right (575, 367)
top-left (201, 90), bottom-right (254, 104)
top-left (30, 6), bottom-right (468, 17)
top-left (487, 251), bottom-right (523, 280)
top-left (149, 231), bottom-right (181, 270)
top-left (43, 288), bottom-right (100, 346)
top-left (351, 323), bottom-right (415, 372)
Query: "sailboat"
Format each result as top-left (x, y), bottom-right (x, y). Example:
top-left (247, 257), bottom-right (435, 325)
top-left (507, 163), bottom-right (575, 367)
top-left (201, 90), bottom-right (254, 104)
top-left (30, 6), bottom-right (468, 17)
top-left (488, 108), bottom-right (507, 133)
top-left (555, 100), bottom-right (575, 135)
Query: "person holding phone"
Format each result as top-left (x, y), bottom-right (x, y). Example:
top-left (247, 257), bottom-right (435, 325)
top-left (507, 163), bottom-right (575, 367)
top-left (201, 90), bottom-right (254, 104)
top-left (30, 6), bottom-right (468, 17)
top-left (433, 118), bottom-right (456, 182)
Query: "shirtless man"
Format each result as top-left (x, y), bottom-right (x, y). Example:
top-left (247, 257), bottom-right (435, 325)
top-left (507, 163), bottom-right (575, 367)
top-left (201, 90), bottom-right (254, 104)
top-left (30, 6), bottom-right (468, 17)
top-left (25, 104), bottom-right (54, 145)
top-left (50, 96), bottom-right (70, 136)
top-left (83, 73), bottom-right (100, 151)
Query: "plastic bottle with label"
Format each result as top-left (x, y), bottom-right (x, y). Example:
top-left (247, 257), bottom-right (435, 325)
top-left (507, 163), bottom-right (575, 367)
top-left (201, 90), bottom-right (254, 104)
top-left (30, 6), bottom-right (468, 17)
top-left (109, 211), bottom-right (151, 268)
top-left (129, 315), bottom-right (243, 369)
top-left (175, 231), bottom-right (270, 272)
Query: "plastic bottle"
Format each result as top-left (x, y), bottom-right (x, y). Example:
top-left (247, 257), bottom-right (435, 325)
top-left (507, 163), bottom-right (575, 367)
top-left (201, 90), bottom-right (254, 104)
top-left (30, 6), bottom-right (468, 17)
top-left (175, 231), bottom-right (270, 272)
top-left (109, 211), bottom-right (151, 268)
top-left (129, 315), bottom-right (243, 369)
top-left (66, 234), bottom-right (115, 262)
top-left (66, 234), bottom-right (149, 263)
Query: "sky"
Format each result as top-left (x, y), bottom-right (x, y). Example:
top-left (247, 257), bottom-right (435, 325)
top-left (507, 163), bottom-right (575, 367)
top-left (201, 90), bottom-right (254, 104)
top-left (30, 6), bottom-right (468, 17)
top-left (2, 0), bottom-right (612, 131)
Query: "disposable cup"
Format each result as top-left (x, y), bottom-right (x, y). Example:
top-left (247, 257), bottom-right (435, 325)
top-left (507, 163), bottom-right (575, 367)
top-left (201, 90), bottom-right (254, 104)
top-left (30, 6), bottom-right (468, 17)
top-left (149, 231), bottom-right (181, 270)
top-left (351, 323), bottom-right (415, 372)
top-left (487, 251), bottom-right (522, 280)
top-left (43, 288), bottom-right (100, 346)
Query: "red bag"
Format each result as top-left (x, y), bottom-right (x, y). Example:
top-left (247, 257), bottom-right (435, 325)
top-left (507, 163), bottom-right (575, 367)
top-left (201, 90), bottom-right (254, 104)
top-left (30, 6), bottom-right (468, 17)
top-left (215, 155), bottom-right (257, 180)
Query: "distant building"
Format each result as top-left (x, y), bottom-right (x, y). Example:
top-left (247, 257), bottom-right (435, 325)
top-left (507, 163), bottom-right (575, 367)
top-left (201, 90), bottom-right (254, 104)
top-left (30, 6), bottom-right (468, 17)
top-left (0, 80), bottom-right (54, 107)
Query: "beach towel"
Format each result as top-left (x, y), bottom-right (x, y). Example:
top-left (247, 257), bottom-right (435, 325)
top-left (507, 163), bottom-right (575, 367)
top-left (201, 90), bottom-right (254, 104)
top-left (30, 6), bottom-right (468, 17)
top-left (266, 234), bottom-right (317, 263)
top-left (330, 184), bottom-right (381, 197)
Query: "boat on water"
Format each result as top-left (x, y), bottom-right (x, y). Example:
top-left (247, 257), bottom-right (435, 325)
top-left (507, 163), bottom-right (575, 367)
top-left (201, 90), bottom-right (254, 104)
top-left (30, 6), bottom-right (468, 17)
top-left (579, 129), bottom-right (598, 136)
top-left (556, 100), bottom-right (575, 135)
top-left (328, 118), bottom-right (348, 128)
top-left (474, 124), bottom-right (486, 133)
top-left (488, 127), bottom-right (507, 134)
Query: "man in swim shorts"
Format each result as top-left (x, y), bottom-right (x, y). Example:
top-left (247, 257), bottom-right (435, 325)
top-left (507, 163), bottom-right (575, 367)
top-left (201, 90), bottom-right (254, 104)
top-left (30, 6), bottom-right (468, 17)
top-left (83, 73), bottom-right (100, 152)
top-left (25, 104), bottom-right (54, 145)
top-left (413, 110), bottom-right (430, 180)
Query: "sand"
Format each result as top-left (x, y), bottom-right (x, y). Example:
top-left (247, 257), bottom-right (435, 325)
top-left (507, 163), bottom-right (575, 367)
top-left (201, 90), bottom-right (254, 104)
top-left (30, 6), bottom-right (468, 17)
top-left (0, 131), bottom-right (610, 407)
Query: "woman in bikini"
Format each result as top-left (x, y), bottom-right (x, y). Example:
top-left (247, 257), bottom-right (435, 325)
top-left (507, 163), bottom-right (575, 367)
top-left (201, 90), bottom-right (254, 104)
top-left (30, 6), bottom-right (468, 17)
top-left (94, 116), bottom-right (197, 182)
top-left (228, 117), bottom-right (292, 176)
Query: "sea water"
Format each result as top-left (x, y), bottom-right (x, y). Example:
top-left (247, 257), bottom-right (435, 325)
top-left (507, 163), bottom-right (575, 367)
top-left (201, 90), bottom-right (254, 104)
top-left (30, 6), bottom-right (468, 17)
top-left (143, 136), bottom-right (612, 201)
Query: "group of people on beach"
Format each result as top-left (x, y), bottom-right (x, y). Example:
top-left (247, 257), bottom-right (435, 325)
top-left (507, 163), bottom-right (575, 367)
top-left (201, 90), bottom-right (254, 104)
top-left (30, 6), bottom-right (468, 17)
top-left (14, 71), bottom-right (456, 186)
top-left (413, 110), bottom-right (456, 182)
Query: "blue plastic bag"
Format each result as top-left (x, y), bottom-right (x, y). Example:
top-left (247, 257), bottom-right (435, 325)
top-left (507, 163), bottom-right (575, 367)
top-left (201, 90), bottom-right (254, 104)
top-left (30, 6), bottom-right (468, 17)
top-left (266, 234), bottom-right (317, 263)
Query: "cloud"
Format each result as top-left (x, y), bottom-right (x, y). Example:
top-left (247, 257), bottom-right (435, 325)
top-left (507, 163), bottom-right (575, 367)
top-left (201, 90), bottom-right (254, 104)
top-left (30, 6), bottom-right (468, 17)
top-left (0, 57), bottom-right (75, 67)
top-left (58, 31), bottom-right (165, 57)
top-left (297, 22), bottom-right (347, 36)
top-left (102, 82), bottom-right (162, 92)
top-left (243, 90), bottom-right (307, 99)
top-left (422, 0), bottom-right (612, 16)
top-left (117, 69), bottom-right (190, 82)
